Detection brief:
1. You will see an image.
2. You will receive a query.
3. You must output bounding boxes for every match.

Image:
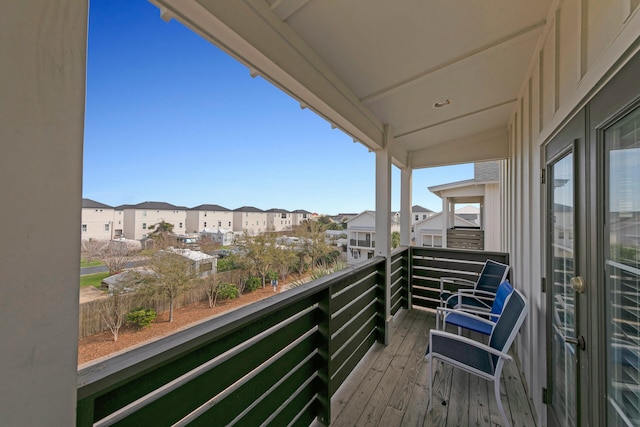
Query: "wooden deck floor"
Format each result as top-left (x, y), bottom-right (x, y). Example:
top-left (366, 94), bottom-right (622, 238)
top-left (323, 308), bottom-right (537, 427)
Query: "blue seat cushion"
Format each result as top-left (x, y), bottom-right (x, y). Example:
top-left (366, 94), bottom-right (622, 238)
top-left (445, 312), bottom-right (493, 335)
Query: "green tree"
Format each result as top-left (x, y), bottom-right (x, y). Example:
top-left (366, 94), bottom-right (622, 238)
top-left (272, 240), bottom-right (299, 281)
top-left (141, 251), bottom-right (198, 322)
top-left (242, 232), bottom-right (276, 288)
top-left (391, 231), bottom-right (401, 249)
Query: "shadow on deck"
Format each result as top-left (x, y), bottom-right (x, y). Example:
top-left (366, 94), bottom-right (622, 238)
top-left (321, 309), bottom-right (537, 427)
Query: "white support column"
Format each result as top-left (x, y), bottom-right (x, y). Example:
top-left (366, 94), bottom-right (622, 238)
top-left (0, 2), bottom-right (87, 425)
top-left (400, 166), bottom-right (412, 247)
top-left (442, 196), bottom-right (448, 248)
top-left (375, 126), bottom-right (392, 344)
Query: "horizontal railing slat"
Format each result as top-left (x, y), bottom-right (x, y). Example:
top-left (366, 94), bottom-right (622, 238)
top-left (410, 247), bottom-right (509, 311)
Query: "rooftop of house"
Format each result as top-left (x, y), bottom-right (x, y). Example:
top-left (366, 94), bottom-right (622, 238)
top-left (233, 206), bottom-right (265, 213)
top-left (116, 201), bottom-right (189, 210)
top-left (82, 198), bottom-right (113, 209)
top-left (190, 204), bottom-right (231, 212)
top-left (266, 208), bottom-right (290, 213)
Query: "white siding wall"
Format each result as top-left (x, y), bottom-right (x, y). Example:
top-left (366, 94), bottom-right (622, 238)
top-left (483, 183), bottom-right (502, 251)
top-left (0, 1), bottom-right (86, 424)
top-left (233, 211), bottom-right (268, 235)
top-left (186, 211), bottom-right (233, 233)
top-left (81, 207), bottom-right (115, 240)
top-left (506, 1), bottom-right (640, 421)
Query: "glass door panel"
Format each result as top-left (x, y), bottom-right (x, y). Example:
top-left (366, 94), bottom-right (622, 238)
top-left (549, 152), bottom-right (577, 427)
top-left (605, 106), bottom-right (640, 426)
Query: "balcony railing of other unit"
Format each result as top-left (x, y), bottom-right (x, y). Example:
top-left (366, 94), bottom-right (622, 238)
top-left (446, 227), bottom-right (485, 250)
top-left (349, 239), bottom-right (374, 248)
top-left (410, 247), bottom-right (510, 310)
top-left (77, 248), bottom-right (411, 426)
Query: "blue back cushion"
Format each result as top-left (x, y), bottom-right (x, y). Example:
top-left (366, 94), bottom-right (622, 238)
top-left (476, 260), bottom-right (508, 294)
top-left (490, 281), bottom-right (514, 322)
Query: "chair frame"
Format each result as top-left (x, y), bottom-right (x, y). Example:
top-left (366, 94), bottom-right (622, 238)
top-left (426, 289), bottom-right (528, 427)
top-left (437, 280), bottom-right (514, 332)
top-left (437, 259), bottom-right (510, 328)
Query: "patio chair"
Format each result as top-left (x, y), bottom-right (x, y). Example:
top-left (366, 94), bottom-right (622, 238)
top-left (437, 259), bottom-right (509, 327)
top-left (425, 288), bottom-right (528, 427)
top-left (437, 280), bottom-right (514, 334)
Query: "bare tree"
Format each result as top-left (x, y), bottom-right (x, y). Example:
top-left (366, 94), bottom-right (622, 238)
top-left (97, 282), bottom-right (128, 342)
top-left (82, 239), bottom-right (134, 275)
top-left (202, 273), bottom-right (221, 308)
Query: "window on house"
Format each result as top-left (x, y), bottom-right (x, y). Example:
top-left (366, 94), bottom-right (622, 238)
top-left (204, 212), bottom-right (207, 217)
top-left (218, 221), bottom-right (221, 227)
top-left (228, 222), bottom-right (231, 227)
top-left (246, 221), bottom-right (248, 226)
top-left (415, 215), bottom-right (418, 221)
top-left (82, 224), bottom-right (87, 232)
top-left (143, 210), bottom-right (147, 217)
top-left (104, 224), bottom-right (110, 231)
top-left (179, 222), bottom-right (183, 229)
top-left (281, 213), bottom-right (286, 218)
top-left (423, 214), bottom-right (427, 219)
top-left (303, 214), bottom-right (307, 218)
top-left (204, 222), bottom-right (207, 228)
top-left (142, 223), bottom-right (147, 230)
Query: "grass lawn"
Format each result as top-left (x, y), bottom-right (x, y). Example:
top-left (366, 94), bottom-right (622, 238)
top-left (80, 272), bottom-right (110, 288)
top-left (81, 259), bottom-right (103, 267)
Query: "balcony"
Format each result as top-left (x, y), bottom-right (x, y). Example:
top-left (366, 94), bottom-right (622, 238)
top-left (349, 239), bottom-right (374, 248)
top-left (77, 247), bottom-right (533, 426)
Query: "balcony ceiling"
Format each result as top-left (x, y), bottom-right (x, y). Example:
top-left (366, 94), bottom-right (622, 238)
top-left (152, 0), bottom-right (552, 168)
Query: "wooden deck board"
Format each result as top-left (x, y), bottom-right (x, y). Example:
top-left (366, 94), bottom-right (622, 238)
top-left (328, 309), bottom-right (538, 427)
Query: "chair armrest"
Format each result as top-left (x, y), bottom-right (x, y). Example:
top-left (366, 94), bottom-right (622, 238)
top-left (429, 329), bottom-right (512, 360)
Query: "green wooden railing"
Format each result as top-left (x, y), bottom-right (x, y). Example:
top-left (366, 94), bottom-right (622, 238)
top-left (77, 250), bottom-right (411, 426)
top-left (77, 247), bottom-right (511, 425)
top-left (410, 247), bottom-right (510, 310)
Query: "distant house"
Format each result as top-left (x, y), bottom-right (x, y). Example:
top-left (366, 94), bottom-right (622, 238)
top-left (428, 161), bottom-right (502, 251)
top-left (290, 209), bottom-right (312, 227)
top-left (346, 211), bottom-right (400, 265)
top-left (167, 248), bottom-right (217, 276)
top-left (201, 227), bottom-right (236, 246)
top-left (119, 201), bottom-right (188, 240)
top-left (266, 208), bottom-right (292, 232)
top-left (455, 205), bottom-right (480, 225)
top-left (232, 206), bottom-right (268, 235)
top-left (81, 199), bottom-right (115, 241)
top-left (186, 204), bottom-right (233, 233)
top-left (412, 205), bottom-right (435, 223)
top-left (413, 213), bottom-right (477, 248)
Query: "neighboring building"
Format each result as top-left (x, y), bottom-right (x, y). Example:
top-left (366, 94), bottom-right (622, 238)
top-left (428, 162), bottom-right (502, 251)
top-left (201, 227), bottom-right (236, 246)
top-left (412, 205), bottom-right (435, 223)
top-left (120, 202), bottom-right (188, 240)
top-left (291, 209), bottom-right (312, 227)
top-left (166, 248), bottom-right (217, 276)
top-left (413, 213), bottom-right (478, 248)
top-left (81, 199), bottom-right (115, 241)
top-left (232, 206), bottom-right (268, 235)
top-left (266, 208), bottom-right (292, 232)
top-left (455, 205), bottom-right (480, 225)
top-left (346, 211), bottom-right (400, 265)
top-left (186, 204), bottom-right (233, 233)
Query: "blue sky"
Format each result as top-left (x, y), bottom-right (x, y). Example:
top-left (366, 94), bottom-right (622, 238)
top-left (83, 1), bottom-right (473, 215)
